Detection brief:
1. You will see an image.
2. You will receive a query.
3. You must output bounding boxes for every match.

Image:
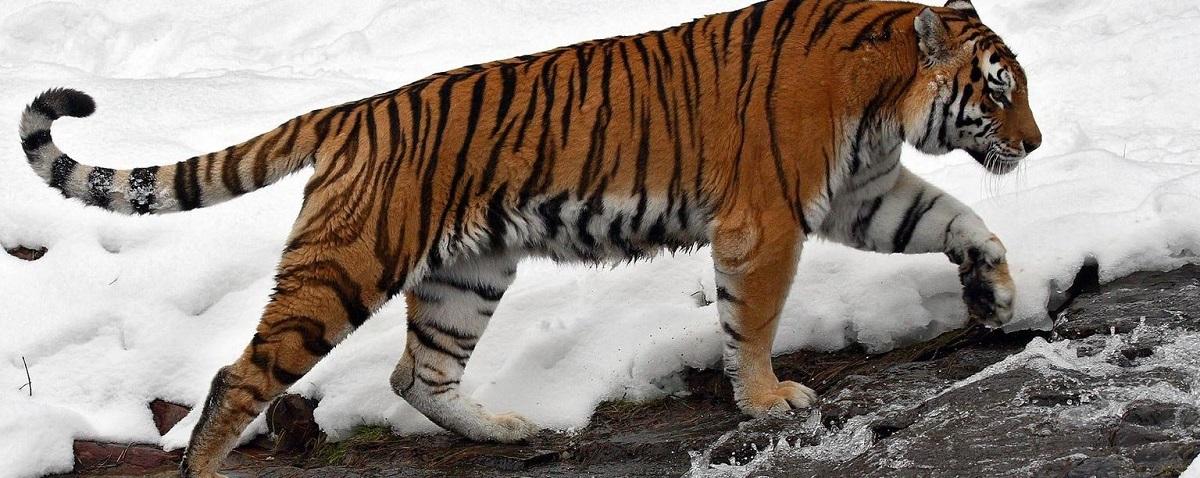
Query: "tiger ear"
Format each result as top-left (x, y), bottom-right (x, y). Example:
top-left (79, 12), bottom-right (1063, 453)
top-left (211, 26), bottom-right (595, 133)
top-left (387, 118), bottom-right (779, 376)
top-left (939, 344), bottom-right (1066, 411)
top-left (945, 0), bottom-right (979, 17)
top-left (945, 0), bottom-right (974, 12)
top-left (915, 8), bottom-right (954, 64)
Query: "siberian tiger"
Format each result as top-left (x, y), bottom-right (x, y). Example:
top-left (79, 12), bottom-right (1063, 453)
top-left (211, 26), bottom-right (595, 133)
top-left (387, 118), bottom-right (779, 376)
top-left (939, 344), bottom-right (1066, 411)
top-left (17, 0), bottom-right (1040, 475)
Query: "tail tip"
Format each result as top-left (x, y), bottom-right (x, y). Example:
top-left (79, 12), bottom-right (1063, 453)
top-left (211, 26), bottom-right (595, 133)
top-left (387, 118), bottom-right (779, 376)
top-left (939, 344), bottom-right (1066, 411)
top-left (31, 88), bottom-right (96, 119)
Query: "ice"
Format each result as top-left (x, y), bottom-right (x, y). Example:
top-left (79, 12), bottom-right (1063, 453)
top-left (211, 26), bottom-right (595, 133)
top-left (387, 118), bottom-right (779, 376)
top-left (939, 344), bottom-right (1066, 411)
top-left (2, 0), bottom-right (1199, 476)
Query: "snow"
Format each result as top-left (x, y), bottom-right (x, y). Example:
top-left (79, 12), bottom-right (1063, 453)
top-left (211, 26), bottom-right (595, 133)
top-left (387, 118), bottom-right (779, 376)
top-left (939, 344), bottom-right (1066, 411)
top-left (1, 0), bottom-right (1199, 476)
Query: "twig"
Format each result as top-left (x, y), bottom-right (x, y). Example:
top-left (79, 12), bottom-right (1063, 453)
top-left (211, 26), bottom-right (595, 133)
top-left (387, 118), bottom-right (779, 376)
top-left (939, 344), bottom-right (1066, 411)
top-left (115, 442), bottom-right (133, 465)
top-left (21, 356), bottom-right (32, 397)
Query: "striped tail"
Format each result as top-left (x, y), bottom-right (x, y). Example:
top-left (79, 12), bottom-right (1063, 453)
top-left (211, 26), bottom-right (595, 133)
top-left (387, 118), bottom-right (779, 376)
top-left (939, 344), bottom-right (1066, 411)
top-left (18, 88), bottom-right (315, 214)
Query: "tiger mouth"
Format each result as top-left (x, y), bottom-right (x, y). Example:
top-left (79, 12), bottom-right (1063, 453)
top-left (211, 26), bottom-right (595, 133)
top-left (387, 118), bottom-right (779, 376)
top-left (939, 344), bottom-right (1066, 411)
top-left (967, 147), bottom-right (1021, 175)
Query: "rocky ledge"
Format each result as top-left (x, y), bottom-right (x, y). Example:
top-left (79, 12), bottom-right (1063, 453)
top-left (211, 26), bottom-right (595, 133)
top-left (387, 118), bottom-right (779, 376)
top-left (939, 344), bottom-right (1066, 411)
top-left (65, 264), bottom-right (1200, 477)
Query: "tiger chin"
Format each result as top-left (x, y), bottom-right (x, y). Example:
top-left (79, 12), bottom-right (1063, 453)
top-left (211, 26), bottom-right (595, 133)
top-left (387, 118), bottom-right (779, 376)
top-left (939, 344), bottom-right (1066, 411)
top-left (16, 0), bottom-right (1040, 476)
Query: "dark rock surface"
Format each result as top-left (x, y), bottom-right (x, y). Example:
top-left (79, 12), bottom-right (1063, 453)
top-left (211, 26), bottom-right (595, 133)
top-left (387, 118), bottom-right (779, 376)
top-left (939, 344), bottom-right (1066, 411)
top-left (64, 264), bottom-right (1200, 477)
top-left (704, 264), bottom-right (1200, 477)
top-left (73, 440), bottom-right (181, 475)
top-left (149, 400), bottom-right (191, 437)
top-left (6, 245), bottom-right (47, 261)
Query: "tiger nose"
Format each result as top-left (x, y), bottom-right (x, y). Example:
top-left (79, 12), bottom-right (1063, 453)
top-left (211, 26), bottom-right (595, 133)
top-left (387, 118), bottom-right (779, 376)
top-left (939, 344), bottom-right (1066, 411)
top-left (1022, 137), bottom-right (1041, 154)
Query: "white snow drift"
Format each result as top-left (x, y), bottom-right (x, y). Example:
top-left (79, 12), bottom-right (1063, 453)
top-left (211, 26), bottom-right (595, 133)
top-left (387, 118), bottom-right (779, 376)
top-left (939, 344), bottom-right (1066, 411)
top-left (2, 1), bottom-right (1199, 477)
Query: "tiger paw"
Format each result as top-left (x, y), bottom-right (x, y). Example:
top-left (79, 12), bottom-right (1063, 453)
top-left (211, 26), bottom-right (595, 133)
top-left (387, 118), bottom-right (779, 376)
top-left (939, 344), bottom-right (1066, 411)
top-left (738, 380), bottom-right (818, 417)
top-left (473, 412), bottom-right (540, 443)
top-left (953, 236), bottom-right (1015, 328)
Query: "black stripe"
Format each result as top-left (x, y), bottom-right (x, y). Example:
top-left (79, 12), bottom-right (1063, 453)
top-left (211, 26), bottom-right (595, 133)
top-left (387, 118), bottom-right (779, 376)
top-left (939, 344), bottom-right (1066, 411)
top-left (722, 322), bottom-right (746, 342)
top-left (852, 197), bottom-right (885, 246)
top-left (86, 167), bottom-right (115, 208)
top-left (807, 1), bottom-right (852, 52)
top-left (424, 275), bottom-right (505, 302)
top-left (409, 325), bottom-right (470, 361)
top-left (129, 166), bottom-right (159, 214)
top-left (175, 157), bottom-right (203, 211)
top-left (893, 192), bottom-right (942, 252)
top-left (272, 366), bottom-right (303, 386)
top-left (418, 374), bottom-right (461, 390)
top-left (49, 155), bottom-right (77, 192)
top-left (739, 2), bottom-right (767, 93)
top-left (485, 184), bottom-right (510, 250)
top-left (420, 320), bottom-right (480, 343)
top-left (843, 8), bottom-right (911, 52)
top-left (269, 319), bottom-right (335, 357)
top-left (575, 179), bottom-right (606, 255)
top-left (716, 286), bottom-right (743, 305)
top-left (538, 192), bottom-right (569, 239)
top-left (30, 97), bottom-right (60, 120)
top-left (22, 130), bottom-right (52, 154)
top-left (219, 146), bottom-right (245, 196)
top-left (492, 65), bottom-right (518, 137)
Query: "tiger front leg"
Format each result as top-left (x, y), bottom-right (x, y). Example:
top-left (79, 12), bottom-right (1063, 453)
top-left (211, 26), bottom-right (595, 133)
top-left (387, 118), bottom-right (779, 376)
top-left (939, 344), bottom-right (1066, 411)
top-left (711, 211), bottom-right (817, 417)
top-left (823, 166), bottom-right (1015, 328)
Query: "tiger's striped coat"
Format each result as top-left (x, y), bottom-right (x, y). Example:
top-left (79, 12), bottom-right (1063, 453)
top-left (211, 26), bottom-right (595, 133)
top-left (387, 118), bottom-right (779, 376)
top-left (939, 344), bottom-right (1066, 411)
top-left (16, 1), bottom-right (1040, 476)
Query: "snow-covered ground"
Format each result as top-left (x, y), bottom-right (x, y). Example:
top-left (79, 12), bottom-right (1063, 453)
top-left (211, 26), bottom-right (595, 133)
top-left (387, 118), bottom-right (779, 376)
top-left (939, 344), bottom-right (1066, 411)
top-left (1, 1), bottom-right (1198, 477)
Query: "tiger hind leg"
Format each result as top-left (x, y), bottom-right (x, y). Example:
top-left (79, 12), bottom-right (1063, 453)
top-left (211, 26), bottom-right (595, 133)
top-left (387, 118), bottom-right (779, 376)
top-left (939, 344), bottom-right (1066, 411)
top-left (180, 245), bottom-right (388, 478)
top-left (390, 252), bottom-right (538, 442)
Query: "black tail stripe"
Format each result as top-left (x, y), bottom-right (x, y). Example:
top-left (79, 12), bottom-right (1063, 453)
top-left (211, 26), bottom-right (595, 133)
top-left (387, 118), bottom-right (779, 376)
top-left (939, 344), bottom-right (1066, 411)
top-left (86, 167), bottom-right (115, 208)
top-left (29, 98), bottom-right (60, 120)
top-left (49, 155), bottom-right (77, 191)
top-left (129, 166), bottom-right (159, 214)
top-left (22, 130), bottom-right (52, 154)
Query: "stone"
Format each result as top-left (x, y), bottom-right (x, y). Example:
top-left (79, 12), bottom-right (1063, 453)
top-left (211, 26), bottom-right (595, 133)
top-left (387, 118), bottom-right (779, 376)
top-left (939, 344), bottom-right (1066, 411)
top-left (266, 394), bottom-right (323, 453)
top-left (150, 399), bottom-right (191, 436)
top-left (1122, 401), bottom-right (1200, 429)
top-left (473, 449), bottom-right (560, 471)
top-left (5, 245), bottom-right (47, 261)
top-left (73, 440), bottom-right (180, 473)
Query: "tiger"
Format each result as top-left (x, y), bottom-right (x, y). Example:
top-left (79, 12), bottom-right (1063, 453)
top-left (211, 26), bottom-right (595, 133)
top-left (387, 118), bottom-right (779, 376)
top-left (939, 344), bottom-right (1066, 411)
top-left (16, 0), bottom-right (1039, 476)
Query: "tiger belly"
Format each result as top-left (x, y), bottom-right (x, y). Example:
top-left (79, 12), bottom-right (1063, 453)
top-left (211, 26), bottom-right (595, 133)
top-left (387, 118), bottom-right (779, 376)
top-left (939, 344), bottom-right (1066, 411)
top-left (433, 193), bottom-right (715, 268)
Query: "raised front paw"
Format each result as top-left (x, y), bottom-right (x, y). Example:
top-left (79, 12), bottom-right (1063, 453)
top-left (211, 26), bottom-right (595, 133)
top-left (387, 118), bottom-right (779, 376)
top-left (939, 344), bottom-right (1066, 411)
top-left (950, 236), bottom-right (1015, 328)
top-left (737, 380), bottom-right (818, 417)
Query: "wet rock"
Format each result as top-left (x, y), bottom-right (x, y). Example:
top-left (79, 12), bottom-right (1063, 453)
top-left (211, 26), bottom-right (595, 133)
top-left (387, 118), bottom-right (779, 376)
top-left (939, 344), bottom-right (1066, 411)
top-left (1109, 423), bottom-right (1174, 447)
top-left (150, 399), bottom-right (191, 436)
top-left (1056, 264), bottom-right (1200, 339)
top-left (1064, 455), bottom-right (1136, 478)
top-left (204, 265), bottom-right (1200, 478)
top-left (705, 412), bottom-right (819, 466)
top-left (266, 394), bottom-right (323, 453)
top-left (73, 440), bottom-right (181, 473)
top-left (473, 449), bottom-right (560, 471)
top-left (736, 266), bottom-right (1200, 477)
top-left (1047, 257), bottom-right (1101, 316)
top-left (5, 245), bottom-right (47, 261)
top-left (1124, 441), bottom-right (1200, 471)
top-left (1123, 401), bottom-right (1200, 429)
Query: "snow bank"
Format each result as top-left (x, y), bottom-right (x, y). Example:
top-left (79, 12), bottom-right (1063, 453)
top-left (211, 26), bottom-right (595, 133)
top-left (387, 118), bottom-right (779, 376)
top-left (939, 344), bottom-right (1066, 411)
top-left (1, 0), bottom-right (1198, 476)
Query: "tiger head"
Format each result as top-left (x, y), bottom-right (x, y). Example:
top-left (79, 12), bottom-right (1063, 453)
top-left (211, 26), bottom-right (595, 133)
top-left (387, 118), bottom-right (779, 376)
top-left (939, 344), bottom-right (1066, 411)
top-left (902, 0), bottom-right (1042, 175)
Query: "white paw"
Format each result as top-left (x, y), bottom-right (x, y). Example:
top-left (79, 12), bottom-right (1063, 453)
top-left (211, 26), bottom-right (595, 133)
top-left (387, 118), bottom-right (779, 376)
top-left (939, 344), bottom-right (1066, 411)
top-left (739, 381), bottom-right (818, 418)
top-left (480, 412), bottom-right (539, 443)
